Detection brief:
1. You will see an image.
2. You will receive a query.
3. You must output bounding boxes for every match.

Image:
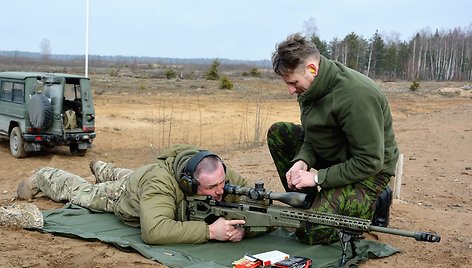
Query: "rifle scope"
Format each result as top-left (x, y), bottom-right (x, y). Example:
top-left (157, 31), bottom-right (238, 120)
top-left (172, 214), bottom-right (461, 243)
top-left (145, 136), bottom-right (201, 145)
top-left (224, 181), bottom-right (311, 208)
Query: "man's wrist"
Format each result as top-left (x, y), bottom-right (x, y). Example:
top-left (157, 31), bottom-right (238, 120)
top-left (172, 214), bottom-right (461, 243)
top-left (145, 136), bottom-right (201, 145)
top-left (207, 224), bottom-right (213, 240)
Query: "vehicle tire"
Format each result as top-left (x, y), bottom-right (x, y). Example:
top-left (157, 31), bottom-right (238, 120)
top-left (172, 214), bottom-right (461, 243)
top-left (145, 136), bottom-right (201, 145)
top-left (69, 143), bottom-right (87, 156)
top-left (28, 94), bottom-right (53, 129)
top-left (10, 127), bottom-right (27, 158)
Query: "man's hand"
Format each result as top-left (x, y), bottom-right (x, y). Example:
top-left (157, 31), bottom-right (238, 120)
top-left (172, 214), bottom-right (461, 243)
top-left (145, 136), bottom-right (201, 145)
top-left (208, 217), bottom-right (246, 242)
top-left (286, 161), bottom-right (317, 189)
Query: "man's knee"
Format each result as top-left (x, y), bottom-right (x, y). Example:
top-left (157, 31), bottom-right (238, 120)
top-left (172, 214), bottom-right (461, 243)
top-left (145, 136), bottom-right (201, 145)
top-left (267, 122), bottom-right (287, 139)
top-left (267, 122), bottom-right (303, 143)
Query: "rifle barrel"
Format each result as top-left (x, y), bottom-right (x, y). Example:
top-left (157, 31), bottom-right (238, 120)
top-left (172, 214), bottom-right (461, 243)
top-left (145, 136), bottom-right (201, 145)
top-left (369, 225), bottom-right (441, 242)
top-left (222, 183), bottom-right (441, 243)
top-left (278, 208), bottom-right (441, 243)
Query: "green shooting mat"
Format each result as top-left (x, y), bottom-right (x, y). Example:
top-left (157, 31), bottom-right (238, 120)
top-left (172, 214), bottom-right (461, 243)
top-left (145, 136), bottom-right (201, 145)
top-left (41, 204), bottom-right (399, 268)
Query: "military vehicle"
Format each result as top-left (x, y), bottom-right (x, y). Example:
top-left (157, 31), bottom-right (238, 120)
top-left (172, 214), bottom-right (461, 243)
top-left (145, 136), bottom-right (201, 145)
top-left (0, 72), bottom-right (96, 158)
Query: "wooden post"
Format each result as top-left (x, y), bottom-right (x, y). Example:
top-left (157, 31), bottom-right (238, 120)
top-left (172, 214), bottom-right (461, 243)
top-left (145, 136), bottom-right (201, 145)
top-left (392, 154), bottom-right (404, 199)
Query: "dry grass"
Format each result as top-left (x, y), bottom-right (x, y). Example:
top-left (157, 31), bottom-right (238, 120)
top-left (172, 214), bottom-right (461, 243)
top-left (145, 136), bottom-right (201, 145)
top-left (90, 75), bottom-right (300, 152)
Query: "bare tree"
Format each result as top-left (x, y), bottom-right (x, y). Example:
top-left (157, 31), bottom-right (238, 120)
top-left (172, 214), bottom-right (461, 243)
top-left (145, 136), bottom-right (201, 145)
top-left (39, 38), bottom-right (52, 61)
top-left (303, 17), bottom-right (318, 37)
top-left (404, 26), bottom-right (472, 81)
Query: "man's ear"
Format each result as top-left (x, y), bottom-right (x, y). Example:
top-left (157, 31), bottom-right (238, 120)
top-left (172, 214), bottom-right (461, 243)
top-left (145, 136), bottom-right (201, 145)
top-left (308, 63), bottom-right (317, 75)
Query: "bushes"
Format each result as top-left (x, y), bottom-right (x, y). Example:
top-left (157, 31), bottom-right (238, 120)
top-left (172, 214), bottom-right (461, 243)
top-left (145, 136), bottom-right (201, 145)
top-left (220, 76), bottom-right (233, 90)
top-left (242, 68), bottom-right (262, 77)
top-left (206, 60), bottom-right (233, 89)
top-left (206, 60), bottom-right (220, 80)
top-left (250, 68), bottom-right (261, 77)
top-left (109, 69), bottom-right (118, 77)
top-left (410, 81), bottom-right (420, 91)
top-left (165, 69), bottom-right (176, 79)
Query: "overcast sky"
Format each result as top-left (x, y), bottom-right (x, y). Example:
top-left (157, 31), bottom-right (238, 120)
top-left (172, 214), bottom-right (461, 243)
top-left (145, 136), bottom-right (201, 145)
top-left (1, 0), bottom-right (470, 61)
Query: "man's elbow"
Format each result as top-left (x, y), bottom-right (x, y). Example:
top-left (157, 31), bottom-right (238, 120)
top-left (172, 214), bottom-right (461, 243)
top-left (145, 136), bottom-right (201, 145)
top-left (141, 230), bottom-right (162, 245)
top-left (364, 158), bottom-right (383, 175)
top-left (140, 223), bottom-right (167, 244)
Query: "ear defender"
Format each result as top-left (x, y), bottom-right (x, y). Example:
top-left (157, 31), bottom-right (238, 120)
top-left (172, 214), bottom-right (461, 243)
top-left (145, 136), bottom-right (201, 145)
top-left (178, 150), bottom-right (225, 196)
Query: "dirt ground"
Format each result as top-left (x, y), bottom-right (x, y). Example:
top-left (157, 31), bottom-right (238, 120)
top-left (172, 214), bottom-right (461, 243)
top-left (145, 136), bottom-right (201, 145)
top-left (0, 77), bottom-right (471, 268)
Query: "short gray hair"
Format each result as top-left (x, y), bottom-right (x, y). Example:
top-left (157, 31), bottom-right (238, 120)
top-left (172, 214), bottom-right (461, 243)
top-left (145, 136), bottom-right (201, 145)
top-left (272, 33), bottom-right (320, 76)
top-left (194, 156), bottom-right (223, 181)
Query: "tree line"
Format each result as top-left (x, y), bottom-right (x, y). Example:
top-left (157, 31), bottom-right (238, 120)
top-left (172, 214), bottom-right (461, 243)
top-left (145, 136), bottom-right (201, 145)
top-left (309, 26), bottom-right (472, 81)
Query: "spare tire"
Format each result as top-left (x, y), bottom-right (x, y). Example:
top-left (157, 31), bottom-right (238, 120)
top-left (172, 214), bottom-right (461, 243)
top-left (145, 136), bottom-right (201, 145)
top-left (28, 94), bottom-right (53, 129)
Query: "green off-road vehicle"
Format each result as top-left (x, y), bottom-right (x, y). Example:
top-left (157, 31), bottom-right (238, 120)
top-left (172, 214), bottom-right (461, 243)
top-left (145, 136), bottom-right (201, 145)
top-left (0, 72), bottom-right (96, 158)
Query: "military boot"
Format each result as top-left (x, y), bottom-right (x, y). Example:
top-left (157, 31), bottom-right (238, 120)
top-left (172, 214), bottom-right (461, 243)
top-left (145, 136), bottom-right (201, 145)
top-left (16, 172), bottom-right (40, 201)
top-left (89, 160), bottom-right (102, 176)
top-left (371, 186), bottom-right (393, 227)
top-left (90, 160), bottom-right (110, 183)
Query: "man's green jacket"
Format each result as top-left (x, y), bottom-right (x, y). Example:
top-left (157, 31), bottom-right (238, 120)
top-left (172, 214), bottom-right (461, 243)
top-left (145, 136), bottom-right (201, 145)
top-left (113, 144), bottom-right (247, 244)
top-left (295, 56), bottom-right (399, 188)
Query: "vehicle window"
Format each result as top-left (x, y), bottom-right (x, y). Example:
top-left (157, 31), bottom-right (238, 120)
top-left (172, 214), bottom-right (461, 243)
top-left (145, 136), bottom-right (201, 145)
top-left (12, 83), bottom-right (25, 103)
top-left (64, 83), bottom-right (81, 101)
top-left (0, 81), bottom-right (13, 101)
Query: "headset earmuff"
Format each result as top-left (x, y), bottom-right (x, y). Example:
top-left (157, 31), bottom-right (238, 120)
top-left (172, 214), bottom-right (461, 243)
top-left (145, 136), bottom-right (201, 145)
top-left (179, 150), bottom-right (225, 196)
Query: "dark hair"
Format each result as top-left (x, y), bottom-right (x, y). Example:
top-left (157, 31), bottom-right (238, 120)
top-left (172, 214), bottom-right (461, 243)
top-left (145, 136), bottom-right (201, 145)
top-left (272, 33), bottom-right (320, 76)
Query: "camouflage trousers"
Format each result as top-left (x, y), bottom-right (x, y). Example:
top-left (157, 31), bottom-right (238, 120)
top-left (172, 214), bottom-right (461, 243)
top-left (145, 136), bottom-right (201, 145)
top-left (267, 122), bottom-right (390, 245)
top-left (32, 161), bottom-right (133, 212)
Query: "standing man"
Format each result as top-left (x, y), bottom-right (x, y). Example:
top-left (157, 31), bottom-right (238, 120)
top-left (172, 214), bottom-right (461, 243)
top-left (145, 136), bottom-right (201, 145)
top-left (268, 33), bottom-right (399, 245)
top-left (16, 144), bottom-right (247, 244)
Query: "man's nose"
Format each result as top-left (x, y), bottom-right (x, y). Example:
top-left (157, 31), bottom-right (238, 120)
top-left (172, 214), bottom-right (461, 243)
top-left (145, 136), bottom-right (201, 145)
top-left (287, 85), bottom-right (297, 95)
top-left (215, 185), bottom-right (224, 195)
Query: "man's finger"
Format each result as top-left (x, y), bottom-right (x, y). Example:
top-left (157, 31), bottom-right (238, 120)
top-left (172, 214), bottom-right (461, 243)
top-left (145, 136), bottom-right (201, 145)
top-left (228, 219), bottom-right (246, 226)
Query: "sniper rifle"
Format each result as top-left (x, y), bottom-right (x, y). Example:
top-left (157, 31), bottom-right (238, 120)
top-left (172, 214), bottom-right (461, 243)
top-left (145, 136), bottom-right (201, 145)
top-left (181, 181), bottom-right (440, 266)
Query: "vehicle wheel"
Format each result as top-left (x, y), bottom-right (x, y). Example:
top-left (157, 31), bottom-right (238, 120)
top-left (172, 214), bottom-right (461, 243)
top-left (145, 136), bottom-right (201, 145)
top-left (28, 93), bottom-right (53, 129)
top-left (10, 127), bottom-right (27, 158)
top-left (69, 143), bottom-right (87, 156)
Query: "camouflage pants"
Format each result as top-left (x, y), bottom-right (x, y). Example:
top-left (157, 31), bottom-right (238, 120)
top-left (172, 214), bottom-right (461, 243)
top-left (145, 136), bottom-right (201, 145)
top-left (33, 161), bottom-right (132, 212)
top-left (267, 122), bottom-right (390, 245)
top-left (91, 161), bottom-right (133, 183)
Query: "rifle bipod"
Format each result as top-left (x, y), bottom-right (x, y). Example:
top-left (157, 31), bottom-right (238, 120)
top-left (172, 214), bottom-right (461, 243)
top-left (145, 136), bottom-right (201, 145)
top-left (338, 230), bottom-right (363, 267)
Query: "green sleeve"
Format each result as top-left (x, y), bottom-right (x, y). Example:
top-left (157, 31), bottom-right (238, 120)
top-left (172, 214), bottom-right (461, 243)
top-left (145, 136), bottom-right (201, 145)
top-left (139, 169), bottom-right (209, 244)
top-left (293, 135), bottom-right (317, 168)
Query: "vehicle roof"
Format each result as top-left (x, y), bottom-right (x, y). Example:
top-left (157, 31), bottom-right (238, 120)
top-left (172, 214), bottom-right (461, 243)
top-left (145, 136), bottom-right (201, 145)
top-left (0, 71), bottom-right (89, 80)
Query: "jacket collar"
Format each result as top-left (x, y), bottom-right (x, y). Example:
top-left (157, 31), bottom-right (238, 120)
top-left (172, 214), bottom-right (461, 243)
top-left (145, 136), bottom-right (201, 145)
top-left (297, 55), bottom-right (337, 104)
